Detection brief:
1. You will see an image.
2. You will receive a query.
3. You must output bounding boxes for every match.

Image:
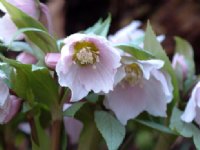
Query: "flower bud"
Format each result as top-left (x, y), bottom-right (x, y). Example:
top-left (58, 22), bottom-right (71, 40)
top-left (45, 53), bottom-right (60, 69)
top-left (16, 52), bottom-right (37, 64)
top-left (172, 53), bottom-right (188, 81)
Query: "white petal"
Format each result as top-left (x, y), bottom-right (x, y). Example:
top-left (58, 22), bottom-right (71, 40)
top-left (57, 63), bottom-right (88, 102)
top-left (138, 59), bottom-right (164, 80)
top-left (142, 76), bottom-right (169, 117)
top-left (195, 107), bottom-right (200, 126)
top-left (152, 70), bottom-right (173, 103)
top-left (104, 83), bottom-right (146, 125)
top-left (0, 79), bottom-right (9, 107)
top-left (0, 15), bottom-right (24, 43)
top-left (181, 82), bottom-right (200, 123)
top-left (79, 62), bottom-right (115, 93)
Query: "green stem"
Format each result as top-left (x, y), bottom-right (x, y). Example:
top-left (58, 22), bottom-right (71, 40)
top-left (155, 134), bottom-right (176, 150)
top-left (51, 104), bottom-right (63, 150)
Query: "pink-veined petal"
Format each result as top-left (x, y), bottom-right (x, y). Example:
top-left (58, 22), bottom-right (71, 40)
top-left (142, 75), bottom-right (169, 117)
top-left (104, 83), bottom-right (146, 125)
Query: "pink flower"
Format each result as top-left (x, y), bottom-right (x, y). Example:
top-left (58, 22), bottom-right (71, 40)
top-left (181, 82), bottom-right (200, 125)
top-left (16, 52), bottom-right (37, 64)
top-left (56, 33), bottom-right (121, 102)
top-left (0, 79), bottom-right (21, 124)
top-left (0, 0), bottom-right (53, 43)
top-left (108, 21), bottom-right (165, 46)
top-left (104, 59), bottom-right (173, 125)
top-left (172, 53), bottom-right (188, 81)
top-left (108, 21), bottom-right (144, 44)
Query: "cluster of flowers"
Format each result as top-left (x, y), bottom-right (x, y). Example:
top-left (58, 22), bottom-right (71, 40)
top-left (0, 0), bottom-right (199, 147)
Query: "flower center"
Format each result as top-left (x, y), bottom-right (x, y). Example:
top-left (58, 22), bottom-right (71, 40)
top-left (73, 41), bottom-right (100, 66)
top-left (123, 63), bottom-right (143, 86)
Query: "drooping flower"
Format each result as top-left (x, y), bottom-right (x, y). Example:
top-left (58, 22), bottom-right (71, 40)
top-left (108, 20), bottom-right (165, 47)
top-left (172, 53), bottom-right (188, 81)
top-left (56, 33), bottom-right (121, 102)
top-left (181, 82), bottom-right (200, 126)
top-left (108, 21), bottom-right (144, 44)
top-left (0, 0), bottom-right (53, 43)
top-left (104, 58), bottom-right (173, 125)
top-left (0, 79), bottom-right (21, 124)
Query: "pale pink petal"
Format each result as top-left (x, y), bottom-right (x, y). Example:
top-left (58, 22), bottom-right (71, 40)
top-left (4, 95), bottom-right (21, 123)
top-left (79, 62), bottom-right (115, 93)
top-left (113, 66), bottom-right (126, 86)
top-left (142, 76), bottom-right (169, 117)
top-left (181, 82), bottom-right (200, 123)
top-left (0, 15), bottom-right (24, 43)
top-left (64, 117), bottom-right (83, 144)
top-left (45, 53), bottom-right (60, 69)
top-left (39, 3), bottom-right (53, 34)
top-left (181, 97), bottom-right (196, 123)
top-left (57, 63), bottom-right (88, 102)
top-left (151, 70), bottom-right (173, 103)
top-left (108, 21), bottom-right (142, 43)
top-left (0, 79), bottom-right (9, 107)
top-left (16, 52), bottom-right (37, 64)
top-left (19, 123), bottom-right (31, 134)
top-left (138, 59), bottom-right (164, 80)
top-left (195, 107), bottom-right (200, 126)
top-left (104, 83), bottom-right (146, 125)
top-left (0, 99), bottom-right (11, 123)
top-left (172, 53), bottom-right (188, 80)
top-left (6, 0), bottom-right (39, 19)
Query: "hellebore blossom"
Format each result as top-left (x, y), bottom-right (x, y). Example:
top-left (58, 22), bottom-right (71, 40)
top-left (108, 20), bottom-right (165, 47)
top-left (172, 53), bottom-right (188, 81)
top-left (0, 79), bottom-right (21, 124)
top-left (56, 33), bottom-right (121, 101)
top-left (108, 21), bottom-right (144, 44)
top-left (104, 58), bottom-right (173, 125)
top-left (181, 82), bottom-right (200, 126)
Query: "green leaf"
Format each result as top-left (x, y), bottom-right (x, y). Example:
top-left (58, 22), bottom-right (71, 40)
top-left (32, 114), bottom-right (51, 150)
top-left (86, 93), bottom-right (99, 103)
top-left (170, 107), bottom-right (200, 150)
top-left (94, 111), bottom-right (125, 150)
top-left (1, 57), bottom-right (59, 108)
top-left (116, 44), bottom-right (155, 60)
top-left (84, 15), bottom-right (111, 37)
top-left (63, 102), bottom-right (86, 117)
top-left (0, 0), bottom-right (59, 53)
top-left (144, 22), bottom-right (179, 113)
top-left (135, 119), bottom-right (175, 135)
top-left (174, 37), bottom-right (195, 78)
top-left (77, 103), bottom-right (102, 150)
